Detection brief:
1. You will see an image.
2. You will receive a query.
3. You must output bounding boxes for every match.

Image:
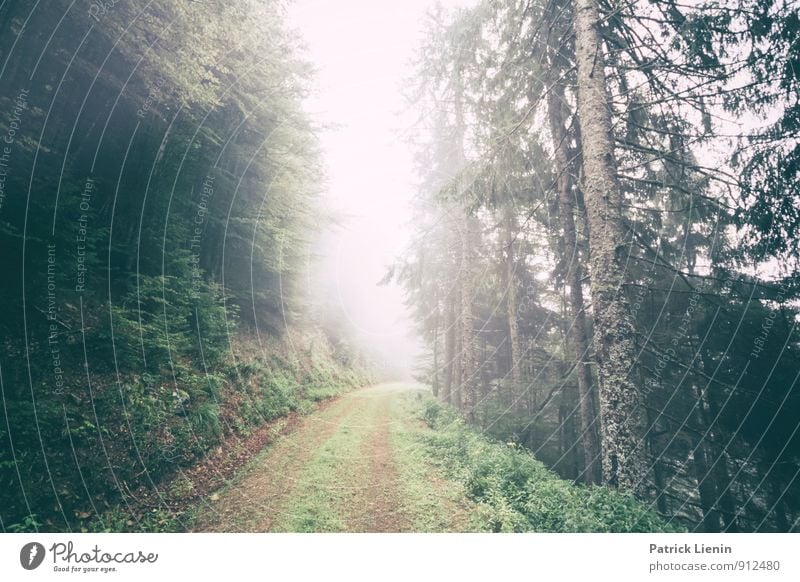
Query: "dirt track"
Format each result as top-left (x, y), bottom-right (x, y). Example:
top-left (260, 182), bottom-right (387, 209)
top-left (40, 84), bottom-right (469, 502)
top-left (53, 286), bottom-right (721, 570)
top-left (191, 383), bottom-right (473, 532)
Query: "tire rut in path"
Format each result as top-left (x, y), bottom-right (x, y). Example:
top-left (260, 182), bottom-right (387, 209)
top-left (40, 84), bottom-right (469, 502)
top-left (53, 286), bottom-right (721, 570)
top-left (192, 394), bottom-right (361, 532)
top-left (344, 391), bottom-right (411, 532)
top-left (193, 384), bottom-right (471, 532)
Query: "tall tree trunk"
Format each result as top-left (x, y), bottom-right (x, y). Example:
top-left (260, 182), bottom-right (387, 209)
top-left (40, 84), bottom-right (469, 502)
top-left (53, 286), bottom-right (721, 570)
top-left (459, 211), bottom-right (477, 422)
top-left (503, 208), bottom-right (522, 411)
top-left (452, 68), bottom-right (476, 421)
top-left (572, 0), bottom-right (645, 492)
top-left (559, 382), bottom-right (581, 481)
top-left (713, 448), bottom-right (739, 532)
top-left (698, 372), bottom-right (739, 532)
top-left (691, 385), bottom-right (721, 532)
top-left (453, 296), bottom-right (463, 410)
top-left (443, 298), bottom-right (456, 406)
top-left (431, 316), bottom-right (440, 397)
top-left (547, 86), bottom-right (602, 485)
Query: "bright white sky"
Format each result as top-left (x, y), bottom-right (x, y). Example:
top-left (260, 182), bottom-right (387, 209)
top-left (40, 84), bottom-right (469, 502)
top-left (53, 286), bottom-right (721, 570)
top-left (287, 0), bottom-right (475, 375)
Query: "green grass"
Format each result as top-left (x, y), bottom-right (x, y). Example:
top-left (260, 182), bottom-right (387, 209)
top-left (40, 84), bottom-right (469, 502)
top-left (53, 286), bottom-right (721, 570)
top-left (132, 384), bottom-right (682, 533)
top-left (390, 391), bottom-right (477, 531)
top-left (190, 384), bottom-right (476, 533)
top-left (270, 391), bottom-right (402, 532)
top-left (417, 394), bottom-right (685, 533)
top-left (269, 424), bottom-right (363, 532)
top-left (77, 338), bottom-right (372, 533)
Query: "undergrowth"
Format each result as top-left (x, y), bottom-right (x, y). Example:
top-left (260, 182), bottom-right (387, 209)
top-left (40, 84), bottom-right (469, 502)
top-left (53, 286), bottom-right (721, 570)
top-left (420, 397), bottom-right (684, 533)
top-left (4, 332), bottom-right (372, 533)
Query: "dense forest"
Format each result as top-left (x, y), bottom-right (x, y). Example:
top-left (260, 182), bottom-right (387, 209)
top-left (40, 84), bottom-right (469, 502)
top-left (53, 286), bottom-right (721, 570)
top-left (0, 0), bottom-right (374, 532)
top-left (1, 0), bottom-right (798, 534)
top-left (393, 0), bottom-right (800, 532)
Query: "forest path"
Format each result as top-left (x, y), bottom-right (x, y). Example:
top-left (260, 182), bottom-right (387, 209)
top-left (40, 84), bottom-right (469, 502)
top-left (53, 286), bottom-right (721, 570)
top-left (190, 383), bottom-right (474, 532)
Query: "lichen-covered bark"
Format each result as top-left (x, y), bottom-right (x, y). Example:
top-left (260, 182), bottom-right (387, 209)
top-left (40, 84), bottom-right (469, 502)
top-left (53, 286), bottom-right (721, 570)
top-left (452, 75), bottom-right (477, 421)
top-left (547, 87), bottom-right (602, 485)
top-left (572, 0), bottom-right (645, 492)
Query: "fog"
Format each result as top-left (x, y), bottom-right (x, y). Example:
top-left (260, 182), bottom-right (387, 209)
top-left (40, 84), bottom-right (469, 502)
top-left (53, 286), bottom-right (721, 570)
top-left (288, 0), bottom-right (474, 378)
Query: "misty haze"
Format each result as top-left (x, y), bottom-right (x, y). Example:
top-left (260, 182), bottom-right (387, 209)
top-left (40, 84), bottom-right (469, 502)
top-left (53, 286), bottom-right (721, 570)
top-left (0, 0), bottom-right (798, 540)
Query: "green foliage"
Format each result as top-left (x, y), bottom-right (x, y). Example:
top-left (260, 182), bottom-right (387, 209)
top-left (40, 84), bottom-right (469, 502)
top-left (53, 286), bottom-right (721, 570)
top-left (254, 371), bottom-right (300, 420)
top-left (6, 515), bottom-right (44, 533)
top-left (397, 0), bottom-right (800, 533)
top-left (0, 0), bottom-right (362, 532)
top-left (83, 506), bottom-right (184, 534)
top-left (69, 332), bottom-right (370, 532)
top-left (421, 399), bottom-right (683, 533)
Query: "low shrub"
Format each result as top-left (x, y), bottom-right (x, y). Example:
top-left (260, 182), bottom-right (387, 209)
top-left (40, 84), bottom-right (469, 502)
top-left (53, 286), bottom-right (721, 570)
top-left (421, 399), bottom-right (683, 533)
